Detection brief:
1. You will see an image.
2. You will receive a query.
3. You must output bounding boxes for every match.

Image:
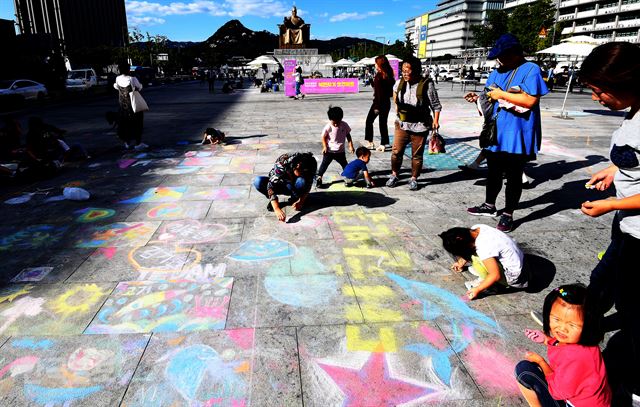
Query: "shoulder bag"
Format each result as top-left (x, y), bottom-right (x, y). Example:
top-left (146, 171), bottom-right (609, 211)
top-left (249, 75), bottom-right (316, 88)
top-left (130, 89), bottom-right (149, 113)
top-left (478, 67), bottom-right (518, 148)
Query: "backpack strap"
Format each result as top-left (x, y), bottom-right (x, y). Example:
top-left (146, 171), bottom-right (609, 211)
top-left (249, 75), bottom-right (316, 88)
top-left (397, 78), bottom-right (406, 103)
top-left (416, 78), bottom-right (426, 105)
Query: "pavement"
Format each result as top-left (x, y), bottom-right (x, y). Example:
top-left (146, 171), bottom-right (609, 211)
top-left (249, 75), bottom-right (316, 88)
top-left (0, 80), bottom-right (624, 406)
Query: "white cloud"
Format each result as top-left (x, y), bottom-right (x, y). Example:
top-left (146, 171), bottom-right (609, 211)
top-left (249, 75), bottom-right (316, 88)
top-left (128, 15), bottom-right (166, 25)
top-left (317, 12), bottom-right (329, 18)
top-left (375, 25), bottom-right (384, 29)
top-left (329, 11), bottom-right (383, 23)
top-left (125, 0), bottom-right (289, 18)
top-left (397, 21), bottom-right (405, 27)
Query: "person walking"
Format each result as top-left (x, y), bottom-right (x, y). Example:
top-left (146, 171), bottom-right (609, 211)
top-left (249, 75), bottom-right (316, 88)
top-left (364, 55), bottom-right (395, 151)
top-left (113, 61), bottom-right (148, 150)
top-left (385, 56), bottom-right (441, 191)
top-left (463, 34), bottom-right (547, 232)
top-left (294, 64), bottom-right (305, 100)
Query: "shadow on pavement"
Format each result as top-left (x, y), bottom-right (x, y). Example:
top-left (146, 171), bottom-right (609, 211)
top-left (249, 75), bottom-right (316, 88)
top-left (286, 191), bottom-right (397, 223)
top-left (527, 155), bottom-right (607, 188)
top-left (583, 109), bottom-right (626, 117)
top-left (523, 253), bottom-right (557, 293)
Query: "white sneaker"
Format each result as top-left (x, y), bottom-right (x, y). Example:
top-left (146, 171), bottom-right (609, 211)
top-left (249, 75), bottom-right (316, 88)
top-left (464, 278), bottom-right (483, 290)
top-left (376, 145), bottom-right (386, 152)
top-left (367, 142), bottom-right (375, 149)
top-left (134, 142), bottom-right (149, 151)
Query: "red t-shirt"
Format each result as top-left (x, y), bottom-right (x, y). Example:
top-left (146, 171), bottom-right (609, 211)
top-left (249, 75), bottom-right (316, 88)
top-left (546, 339), bottom-right (612, 406)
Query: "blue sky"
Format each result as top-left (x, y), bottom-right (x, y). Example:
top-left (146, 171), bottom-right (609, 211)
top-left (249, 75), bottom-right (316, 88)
top-left (0, 0), bottom-right (437, 42)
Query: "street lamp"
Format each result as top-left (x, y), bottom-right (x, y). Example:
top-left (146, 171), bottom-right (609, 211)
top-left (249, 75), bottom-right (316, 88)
top-left (428, 40), bottom-right (436, 68)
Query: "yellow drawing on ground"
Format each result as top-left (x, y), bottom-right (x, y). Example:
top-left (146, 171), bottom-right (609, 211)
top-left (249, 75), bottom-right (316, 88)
top-left (50, 284), bottom-right (108, 318)
top-left (0, 285), bottom-right (33, 304)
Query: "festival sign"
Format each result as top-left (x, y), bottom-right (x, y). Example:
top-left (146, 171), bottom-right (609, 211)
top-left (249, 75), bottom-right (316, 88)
top-left (301, 78), bottom-right (359, 94)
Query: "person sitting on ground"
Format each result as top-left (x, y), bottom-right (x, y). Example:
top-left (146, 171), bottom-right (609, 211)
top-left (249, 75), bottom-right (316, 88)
top-left (316, 106), bottom-right (354, 188)
top-left (515, 284), bottom-right (611, 407)
top-left (439, 224), bottom-right (529, 300)
top-left (253, 152), bottom-right (317, 222)
top-left (202, 128), bottom-right (226, 145)
top-left (222, 81), bottom-right (234, 94)
top-left (342, 146), bottom-right (375, 188)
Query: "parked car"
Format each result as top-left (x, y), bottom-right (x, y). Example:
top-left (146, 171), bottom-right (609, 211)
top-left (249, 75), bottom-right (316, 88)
top-left (0, 79), bottom-right (48, 100)
top-left (66, 68), bottom-right (98, 91)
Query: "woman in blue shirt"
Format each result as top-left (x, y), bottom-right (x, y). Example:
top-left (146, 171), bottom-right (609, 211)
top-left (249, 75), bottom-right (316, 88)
top-left (463, 34), bottom-right (548, 232)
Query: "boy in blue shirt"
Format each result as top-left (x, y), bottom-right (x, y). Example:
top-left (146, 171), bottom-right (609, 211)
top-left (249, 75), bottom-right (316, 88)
top-left (342, 147), bottom-right (375, 188)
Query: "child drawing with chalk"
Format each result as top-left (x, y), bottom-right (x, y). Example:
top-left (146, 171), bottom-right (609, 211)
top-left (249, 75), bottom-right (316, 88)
top-left (515, 284), bottom-right (611, 407)
top-left (439, 224), bottom-right (529, 300)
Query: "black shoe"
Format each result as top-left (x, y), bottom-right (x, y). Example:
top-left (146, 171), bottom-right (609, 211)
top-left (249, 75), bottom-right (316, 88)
top-left (267, 201), bottom-right (274, 212)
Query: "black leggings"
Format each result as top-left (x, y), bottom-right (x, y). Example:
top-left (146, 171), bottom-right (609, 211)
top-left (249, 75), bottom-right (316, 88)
top-left (364, 103), bottom-right (390, 145)
top-left (317, 152), bottom-right (348, 177)
top-left (485, 151), bottom-right (528, 214)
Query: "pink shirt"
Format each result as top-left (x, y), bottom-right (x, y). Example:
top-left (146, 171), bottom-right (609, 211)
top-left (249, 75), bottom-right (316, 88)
top-left (321, 121), bottom-right (351, 153)
top-left (546, 339), bottom-right (612, 406)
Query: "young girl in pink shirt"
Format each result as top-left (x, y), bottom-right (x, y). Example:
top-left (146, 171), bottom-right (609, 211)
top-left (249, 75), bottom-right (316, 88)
top-left (515, 284), bottom-right (611, 406)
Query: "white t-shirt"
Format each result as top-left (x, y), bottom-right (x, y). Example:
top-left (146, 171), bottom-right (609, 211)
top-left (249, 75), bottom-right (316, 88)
top-left (321, 121), bottom-right (351, 152)
top-left (113, 75), bottom-right (142, 91)
top-left (473, 224), bottom-right (524, 286)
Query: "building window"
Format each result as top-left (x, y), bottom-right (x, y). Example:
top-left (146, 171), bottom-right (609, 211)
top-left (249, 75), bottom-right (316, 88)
top-left (622, 0), bottom-right (639, 5)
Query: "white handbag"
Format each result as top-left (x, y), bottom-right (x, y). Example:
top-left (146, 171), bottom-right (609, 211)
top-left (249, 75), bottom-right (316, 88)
top-left (130, 90), bottom-right (149, 113)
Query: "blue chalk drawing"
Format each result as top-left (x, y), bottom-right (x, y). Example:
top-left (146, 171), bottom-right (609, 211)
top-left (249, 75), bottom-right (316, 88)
top-left (24, 384), bottom-right (102, 405)
top-left (264, 247), bottom-right (337, 307)
top-left (119, 186), bottom-right (187, 204)
top-left (164, 345), bottom-right (246, 403)
top-left (387, 272), bottom-right (501, 385)
top-left (228, 239), bottom-right (294, 262)
top-left (0, 225), bottom-right (69, 251)
top-left (11, 338), bottom-right (54, 350)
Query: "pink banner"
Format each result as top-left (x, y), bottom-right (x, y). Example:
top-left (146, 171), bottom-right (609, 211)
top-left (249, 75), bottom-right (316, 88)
top-left (284, 59), bottom-right (296, 97)
top-left (301, 78), bottom-right (359, 94)
top-left (390, 59), bottom-right (400, 80)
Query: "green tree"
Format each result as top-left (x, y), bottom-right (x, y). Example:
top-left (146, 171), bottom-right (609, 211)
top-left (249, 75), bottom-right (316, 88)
top-left (471, 10), bottom-right (508, 48)
top-left (506, 0), bottom-right (556, 53)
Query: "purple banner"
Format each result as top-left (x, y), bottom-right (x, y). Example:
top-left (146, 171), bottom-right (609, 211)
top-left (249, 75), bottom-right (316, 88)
top-left (301, 78), bottom-right (359, 94)
top-left (284, 59), bottom-right (296, 97)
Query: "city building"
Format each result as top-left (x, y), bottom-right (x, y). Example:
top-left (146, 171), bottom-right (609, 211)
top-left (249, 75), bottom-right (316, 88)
top-left (13, 0), bottom-right (128, 52)
top-left (558, 0), bottom-right (640, 43)
top-left (503, 0), bottom-right (540, 9)
top-left (405, 0), bottom-right (504, 59)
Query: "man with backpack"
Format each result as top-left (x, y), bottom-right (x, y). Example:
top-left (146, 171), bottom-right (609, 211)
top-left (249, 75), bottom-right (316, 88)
top-left (385, 56), bottom-right (442, 191)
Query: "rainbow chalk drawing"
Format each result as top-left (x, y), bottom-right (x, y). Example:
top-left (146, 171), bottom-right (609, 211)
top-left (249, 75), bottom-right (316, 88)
top-left (228, 239), bottom-right (295, 262)
top-left (128, 244), bottom-right (227, 282)
top-left (119, 186), bottom-right (187, 204)
top-left (85, 279), bottom-right (233, 334)
top-left (0, 336), bottom-right (148, 406)
top-left (75, 208), bottom-right (116, 223)
top-left (75, 222), bottom-right (157, 248)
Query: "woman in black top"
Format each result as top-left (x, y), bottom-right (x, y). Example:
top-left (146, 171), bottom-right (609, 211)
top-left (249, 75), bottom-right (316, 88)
top-left (364, 55), bottom-right (395, 151)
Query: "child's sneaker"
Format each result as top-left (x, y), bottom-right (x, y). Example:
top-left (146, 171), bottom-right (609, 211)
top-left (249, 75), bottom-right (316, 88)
top-left (496, 213), bottom-right (514, 233)
top-left (464, 277), bottom-right (483, 290)
top-left (385, 175), bottom-right (398, 188)
top-left (466, 203), bottom-right (497, 217)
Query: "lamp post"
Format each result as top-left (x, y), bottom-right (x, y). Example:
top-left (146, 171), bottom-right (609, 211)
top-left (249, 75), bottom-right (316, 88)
top-left (428, 39), bottom-right (436, 67)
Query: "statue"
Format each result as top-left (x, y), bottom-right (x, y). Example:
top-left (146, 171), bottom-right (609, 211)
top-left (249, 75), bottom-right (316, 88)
top-left (279, 6), bottom-right (310, 49)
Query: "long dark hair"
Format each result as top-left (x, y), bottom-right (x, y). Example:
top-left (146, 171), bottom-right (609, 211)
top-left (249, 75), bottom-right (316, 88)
top-left (375, 55), bottom-right (394, 81)
top-left (118, 61), bottom-right (131, 76)
top-left (542, 283), bottom-right (603, 346)
top-left (580, 42), bottom-right (640, 96)
top-left (439, 227), bottom-right (475, 261)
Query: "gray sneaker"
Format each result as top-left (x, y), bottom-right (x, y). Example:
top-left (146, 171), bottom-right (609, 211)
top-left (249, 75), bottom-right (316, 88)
top-left (408, 179), bottom-right (418, 191)
top-left (385, 175), bottom-right (398, 188)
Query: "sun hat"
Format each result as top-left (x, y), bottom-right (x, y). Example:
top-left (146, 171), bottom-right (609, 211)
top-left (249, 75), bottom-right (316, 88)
top-left (487, 34), bottom-right (522, 59)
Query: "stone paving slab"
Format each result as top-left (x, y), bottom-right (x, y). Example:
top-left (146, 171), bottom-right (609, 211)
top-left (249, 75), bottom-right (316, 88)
top-left (0, 334), bottom-right (149, 406)
top-left (150, 218), bottom-right (244, 244)
top-left (126, 200), bottom-right (211, 221)
top-left (0, 283), bottom-right (114, 335)
top-left (120, 328), bottom-right (301, 406)
top-left (85, 279), bottom-right (233, 334)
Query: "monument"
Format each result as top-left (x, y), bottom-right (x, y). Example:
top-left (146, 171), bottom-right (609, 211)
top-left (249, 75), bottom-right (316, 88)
top-left (278, 6), bottom-right (309, 49)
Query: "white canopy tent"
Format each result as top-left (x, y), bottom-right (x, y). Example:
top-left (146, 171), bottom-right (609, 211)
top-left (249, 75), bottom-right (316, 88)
top-left (333, 58), bottom-right (356, 67)
top-left (247, 55), bottom-right (281, 67)
top-left (537, 36), bottom-right (599, 118)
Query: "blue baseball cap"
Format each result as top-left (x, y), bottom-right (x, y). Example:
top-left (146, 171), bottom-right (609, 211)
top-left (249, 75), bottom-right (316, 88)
top-left (487, 34), bottom-right (522, 59)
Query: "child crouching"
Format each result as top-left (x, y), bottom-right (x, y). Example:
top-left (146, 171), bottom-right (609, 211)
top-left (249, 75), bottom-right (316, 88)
top-left (342, 146), bottom-right (375, 188)
top-left (439, 224), bottom-right (529, 300)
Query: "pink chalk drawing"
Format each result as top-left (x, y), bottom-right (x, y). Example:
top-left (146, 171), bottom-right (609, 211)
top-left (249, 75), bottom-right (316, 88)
top-left (317, 351), bottom-right (437, 406)
top-left (463, 342), bottom-right (521, 395)
top-left (0, 296), bottom-right (45, 334)
top-left (0, 356), bottom-right (39, 379)
top-left (226, 328), bottom-right (254, 350)
top-left (419, 325), bottom-right (448, 350)
top-left (67, 347), bottom-right (115, 372)
top-left (96, 247), bottom-right (118, 259)
top-left (118, 159), bottom-right (136, 169)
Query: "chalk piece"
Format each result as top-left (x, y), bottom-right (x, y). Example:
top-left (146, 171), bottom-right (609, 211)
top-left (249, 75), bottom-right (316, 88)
top-left (585, 183), bottom-right (595, 189)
